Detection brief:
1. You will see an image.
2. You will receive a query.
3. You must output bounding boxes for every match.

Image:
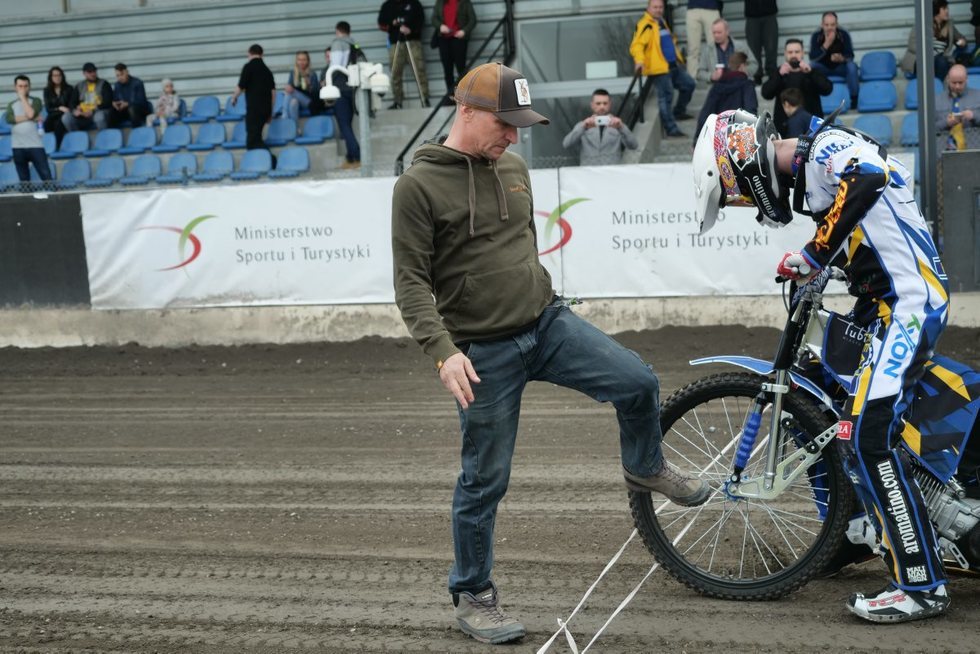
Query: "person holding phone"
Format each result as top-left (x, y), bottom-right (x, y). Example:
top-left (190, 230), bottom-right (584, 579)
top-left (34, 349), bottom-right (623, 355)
top-left (937, 64), bottom-right (980, 151)
top-left (761, 38), bottom-right (832, 138)
top-left (561, 88), bottom-right (638, 166)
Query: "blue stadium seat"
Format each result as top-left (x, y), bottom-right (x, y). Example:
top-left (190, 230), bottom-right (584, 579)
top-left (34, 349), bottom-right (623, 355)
top-left (857, 81), bottom-right (897, 112)
top-left (0, 112), bottom-right (11, 136)
top-left (272, 90), bottom-right (285, 117)
top-left (192, 150), bottom-right (234, 182)
top-left (0, 162), bottom-right (18, 190)
top-left (216, 95), bottom-right (246, 122)
top-left (182, 95), bottom-right (221, 123)
top-left (119, 126), bottom-right (157, 154)
top-left (223, 121), bottom-right (247, 149)
top-left (268, 146), bottom-right (310, 178)
top-left (42, 131), bottom-right (57, 155)
top-left (969, 73), bottom-right (980, 89)
top-left (120, 154), bottom-right (162, 185)
top-left (295, 115), bottom-right (335, 144)
top-left (900, 113), bottom-right (919, 147)
top-left (265, 118), bottom-right (297, 147)
top-left (29, 160), bottom-right (58, 186)
top-left (84, 128), bottom-right (123, 157)
top-left (56, 158), bottom-right (91, 189)
top-left (904, 78), bottom-right (943, 110)
top-left (853, 114), bottom-right (893, 147)
top-left (821, 82), bottom-right (851, 115)
top-left (153, 98), bottom-right (187, 126)
top-left (156, 152), bottom-right (198, 184)
top-left (230, 149), bottom-right (272, 180)
top-left (85, 155), bottom-right (126, 187)
top-left (0, 135), bottom-right (11, 162)
top-left (50, 131), bottom-right (89, 159)
top-left (187, 122), bottom-right (227, 151)
top-left (152, 123), bottom-right (191, 153)
top-left (859, 51), bottom-right (897, 81)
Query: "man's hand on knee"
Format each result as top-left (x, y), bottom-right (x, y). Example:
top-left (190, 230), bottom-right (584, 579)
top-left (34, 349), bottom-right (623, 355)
top-left (439, 352), bottom-right (480, 409)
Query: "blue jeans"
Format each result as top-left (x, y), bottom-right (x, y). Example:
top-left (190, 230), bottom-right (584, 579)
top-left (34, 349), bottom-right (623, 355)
top-left (13, 147), bottom-right (52, 182)
top-left (650, 63), bottom-right (696, 134)
top-left (811, 60), bottom-right (859, 99)
top-left (284, 90), bottom-right (312, 121)
top-left (448, 299), bottom-right (664, 593)
top-left (333, 92), bottom-right (360, 162)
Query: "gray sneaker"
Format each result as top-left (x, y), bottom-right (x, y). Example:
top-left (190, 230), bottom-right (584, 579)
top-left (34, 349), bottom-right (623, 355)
top-left (624, 460), bottom-right (711, 506)
top-left (453, 582), bottom-right (526, 644)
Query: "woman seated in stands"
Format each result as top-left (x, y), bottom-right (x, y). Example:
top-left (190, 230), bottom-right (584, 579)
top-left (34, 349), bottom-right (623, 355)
top-left (901, 0), bottom-right (968, 79)
top-left (283, 50), bottom-right (320, 121)
top-left (42, 66), bottom-right (74, 148)
top-left (150, 78), bottom-right (181, 127)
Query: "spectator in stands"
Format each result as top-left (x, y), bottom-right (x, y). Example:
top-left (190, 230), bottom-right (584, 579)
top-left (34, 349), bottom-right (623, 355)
top-left (562, 88), bottom-right (639, 166)
top-left (432, 0), bottom-right (477, 105)
top-left (284, 51), bottom-right (320, 122)
top-left (779, 87), bottom-right (812, 138)
top-left (42, 66), bottom-right (74, 148)
top-left (110, 63), bottom-right (149, 127)
top-left (322, 43), bottom-right (362, 169)
top-left (761, 38), bottom-right (831, 137)
top-left (321, 21), bottom-right (371, 117)
top-left (630, 0), bottom-right (696, 138)
top-left (936, 64), bottom-right (980, 150)
top-left (694, 51), bottom-right (757, 144)
top-left (232, 44), bottom-right (276, 152)
top-left (744, 0), bottom-right (779, 85)
top-left (5, 75), bottom-right (53, 185)
top-left (378, 0), bottom-right (430, 109)
top-left (684, 0), bottom-right (722, 81)
top-left (809, 11), bottom-right (859, 108)
top-left (63, 62), bottom-right (111, 132)
top-left (149, 78), bottom-right (181, 127)
top-left (699, 18), bottom-right (756, 82)
top-left (901, 0), bottom-right (968, 79)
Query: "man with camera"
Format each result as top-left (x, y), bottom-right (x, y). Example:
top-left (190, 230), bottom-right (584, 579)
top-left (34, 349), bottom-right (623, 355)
top-left (561, 88), bottom-right (638, 166)
top-left (761, 38), bottom-right (832, 138)
top-left (937, 64), bottom-right (980, 151)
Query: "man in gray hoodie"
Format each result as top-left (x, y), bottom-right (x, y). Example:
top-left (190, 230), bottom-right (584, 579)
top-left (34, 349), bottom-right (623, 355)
top-left (391, 61), bottom-right (709, 645)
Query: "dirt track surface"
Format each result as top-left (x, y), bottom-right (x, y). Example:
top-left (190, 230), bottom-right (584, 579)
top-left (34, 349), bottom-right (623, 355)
top-left (2, 325), bottom-right (979, 653)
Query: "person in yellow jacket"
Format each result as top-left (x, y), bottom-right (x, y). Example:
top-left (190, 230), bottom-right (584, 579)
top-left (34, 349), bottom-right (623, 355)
top-left (630, 0), bottom-right (695, 137)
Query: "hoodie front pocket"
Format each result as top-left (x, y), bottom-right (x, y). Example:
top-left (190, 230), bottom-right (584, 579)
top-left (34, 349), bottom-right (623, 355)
top-left (450, 263), bottom-right (551, 332)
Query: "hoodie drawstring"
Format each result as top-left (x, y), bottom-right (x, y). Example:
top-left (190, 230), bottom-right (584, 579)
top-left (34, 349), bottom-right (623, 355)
top-left (465, 156), bottom-right (476, 236)
top-left (491, 160), bottom-right (509, 224)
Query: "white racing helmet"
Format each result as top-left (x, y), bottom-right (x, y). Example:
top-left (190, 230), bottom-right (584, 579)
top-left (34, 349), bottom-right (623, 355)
top-left (692, 109), bottom-right (794, 234)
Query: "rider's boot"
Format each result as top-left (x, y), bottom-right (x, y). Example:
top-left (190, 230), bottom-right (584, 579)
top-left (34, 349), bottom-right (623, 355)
top-left (846, 583), bottom-right (950, 623)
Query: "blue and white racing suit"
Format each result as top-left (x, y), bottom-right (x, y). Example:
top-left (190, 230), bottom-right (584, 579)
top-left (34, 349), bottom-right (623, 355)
top-left (795, 117), bottom-right (949, 591)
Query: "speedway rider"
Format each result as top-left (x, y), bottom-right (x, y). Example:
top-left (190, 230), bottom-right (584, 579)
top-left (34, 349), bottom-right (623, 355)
top-left (692, 108), bottom-right (951, 623)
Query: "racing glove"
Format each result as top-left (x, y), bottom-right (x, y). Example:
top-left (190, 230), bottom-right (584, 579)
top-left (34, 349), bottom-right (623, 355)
top-left (776, 251), bottom-right (816, 280)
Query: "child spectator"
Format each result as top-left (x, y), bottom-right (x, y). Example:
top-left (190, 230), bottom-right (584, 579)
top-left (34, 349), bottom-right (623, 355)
top-left (149, 78), bottom-right (181, 128)
top-left (780, 87), bottom-right (812, 138)
top-left (694, 52), bottom-right (757, 144)
top-left (284, 50), bottom-right (320, 121)
top-left (42, 66), bottom-right (74, 148)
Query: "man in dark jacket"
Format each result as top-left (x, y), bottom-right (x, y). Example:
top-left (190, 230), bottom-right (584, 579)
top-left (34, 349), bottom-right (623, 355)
top-left (377, 0), bottom-right (429, 108)
top-left (761, 38), bottom-right (831, 137)
top-left (110, 63), bottom-right (148, 127)
top-left (391, 61), bottom-right (708, 645)
top-left (809, 11), bottom-right (859, 108)
top-left (743, 0), bottom-right (779, 84)
top-left (232, 44), bottom-right (276, 152)
top-left (64, 62), bottom-right (111, 132)
top-left (694, 52), bottom-right (757, 144)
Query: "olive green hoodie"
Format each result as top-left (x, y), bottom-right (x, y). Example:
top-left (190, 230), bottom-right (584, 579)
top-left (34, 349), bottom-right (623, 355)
top-left (391, 143), bottom-right (554, 367)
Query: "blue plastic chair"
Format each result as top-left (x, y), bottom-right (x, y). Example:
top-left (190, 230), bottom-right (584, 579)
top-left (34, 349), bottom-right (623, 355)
top-left (0, 135), bottom-right (11, 162)
top-left (900, 113), bottom-right (919, 147)
top-left (182, 95), bottom-right (221, 123)
top-left (857, 81), bottom-right (897, 112)
top-left (230, 149), bottom-right (272, 180)
top-left (272, 90), bottom-right (286, 117)
top-left (0, 162), bottom-right (18, 190)
top-left (969, 74), bottom-right (980, 90)
top-left (156, 152), bottom-right (198, 184)
top-left (119, 126), bottom-right (157, 154)
top-left (50, 131), bottom-right (90, 160)
top-left (859, 51), bottom-right (897, 81)
top-left (42, 131), bottom-right (57, 155)
top-left (0, 113), bottom-right (11, 136)
top-left (904, 78), bottom-right (943, 110)
top-left (223, 121), bottom-right (247, 149)
top-left (152, 123), bottom-right (192, 153)
top-left (216, 95), bottom-right (246, 122)
top-left (192, 150), bottom-right (234, 181)
top-left (821, 82), bottom-right (851, 115)
top-left (84, 128), bottom-right (123, 157)
top-left (853, 114), bottom-right (893, 147)
top-left (85, 155), bottom-right (126, 187)
top-left (295, 115), bottom-right (335, 144)
top-left (265, 118), bottom-right (297, 147)
top-left (56, 158), bottom-right (91, 189)
top-left (187, 122), bottom-right (227, 151)
top-left (28, 160), bottom-right (57, 183)
top-left (268, 146), bottom-right (310, 178)
top-left (120, 154), bottom-right (162, 185)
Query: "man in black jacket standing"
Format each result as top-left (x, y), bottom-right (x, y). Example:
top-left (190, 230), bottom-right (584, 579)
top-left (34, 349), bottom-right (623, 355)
top-left (232, 44), bottom-right (276, 152)
top-left (378, 0), bottom-right (429, 108)
top-left (744, 0), bottom-right (779, 85)
top-left (761, 38), bottom-right (831, 137)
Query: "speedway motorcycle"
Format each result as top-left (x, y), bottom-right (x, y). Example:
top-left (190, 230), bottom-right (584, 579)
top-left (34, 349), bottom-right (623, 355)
top-left (629, 268), bottom-right (980, 599)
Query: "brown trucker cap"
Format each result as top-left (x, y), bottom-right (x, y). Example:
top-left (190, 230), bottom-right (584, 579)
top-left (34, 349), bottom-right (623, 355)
top-left (454, 62), bottom-right (550, 128)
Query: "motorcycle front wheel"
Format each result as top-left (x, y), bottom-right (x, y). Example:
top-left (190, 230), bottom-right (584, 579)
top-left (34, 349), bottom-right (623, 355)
top-left (630, 372), bottom-right (854, 600)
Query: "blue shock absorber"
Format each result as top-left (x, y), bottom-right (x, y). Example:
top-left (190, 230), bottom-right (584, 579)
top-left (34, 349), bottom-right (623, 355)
top-left (732, 398), bottom-right (765, 478)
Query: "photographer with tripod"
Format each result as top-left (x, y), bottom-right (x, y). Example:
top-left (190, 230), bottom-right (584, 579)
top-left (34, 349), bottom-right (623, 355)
top-left (378, 0), bottom-right (430, 109)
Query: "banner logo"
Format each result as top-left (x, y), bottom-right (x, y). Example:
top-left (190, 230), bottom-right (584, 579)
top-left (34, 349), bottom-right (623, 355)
top-left (138, 214), bottom-right (217, 271)
top-left (537, 198), bottom-right (588, 256)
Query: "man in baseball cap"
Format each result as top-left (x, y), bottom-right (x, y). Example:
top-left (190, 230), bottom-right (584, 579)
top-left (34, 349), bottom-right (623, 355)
top-left (453, 61), bottom-right (549, 128)
top-left (64, 62), bottom-right (112, 132)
